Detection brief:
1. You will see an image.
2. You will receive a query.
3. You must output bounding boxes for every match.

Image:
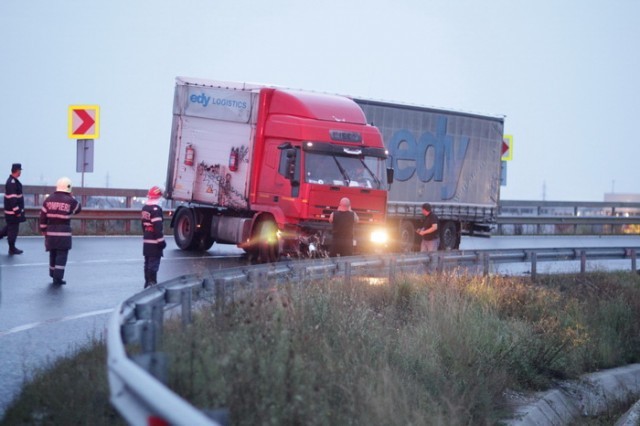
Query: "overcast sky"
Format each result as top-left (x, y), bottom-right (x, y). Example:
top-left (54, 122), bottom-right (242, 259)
top-left (1, 0), bottom-right (638, 201)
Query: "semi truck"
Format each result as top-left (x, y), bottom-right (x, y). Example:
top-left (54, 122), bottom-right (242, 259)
top-left (165, 77), bottom-right (504, 258)
top-left (354, 98), bottom-right (504, 251)
top-left (165, 77), bottom-right (391, 261)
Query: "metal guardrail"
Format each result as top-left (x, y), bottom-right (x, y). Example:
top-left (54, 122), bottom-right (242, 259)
top-left (2, 185), bottom-right (640, 236)
top-left (107, 246), bottom-right (640, 425)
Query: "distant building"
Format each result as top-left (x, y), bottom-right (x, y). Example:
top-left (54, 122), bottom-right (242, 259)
top-left (604, 193), bottom-right (640, 203)
top-left (603, 193), bottom-right (640, 221)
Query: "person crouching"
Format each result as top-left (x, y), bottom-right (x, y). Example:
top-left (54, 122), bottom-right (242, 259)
top-left (142, 186), bottom-right (166, 288)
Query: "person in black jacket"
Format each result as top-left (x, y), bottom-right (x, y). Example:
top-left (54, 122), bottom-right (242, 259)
top-left (329, 197), bottom-right (359, 257)
top-left (0, 163), bottom-right (26, 255)
top-left (141, 186), bottom-right (166, 288)
top-left (39, 177), bottom-right (82, 285)
top-left (417, 202), bottom-right (439, 252)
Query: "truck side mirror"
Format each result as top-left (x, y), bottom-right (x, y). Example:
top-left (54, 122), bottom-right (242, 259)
top-left (387, 167), bottom-right (394, 184)
top-left (286, 149), bottom-right (298, 184)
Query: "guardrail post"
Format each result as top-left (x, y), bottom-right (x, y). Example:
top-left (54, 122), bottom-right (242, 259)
top-left (482, 252), bottom-right (490, 276)
top-left (389, 258), bottom-right (397, 286)
top-left (140, 320), bottom-right (157, 354)
top-left (214, 277), bottom-right (226, 314)
top-left (530, 252), bottom-right (537, 280)
top-left (580, 250), bottom-right (587, 274)
top-left (181, 288), bottom-right (192, 328)
top-left (344, 261), bottom-right (352, 285)
top-left (630, 249), bottom-right (637, 273)
top-left (436, 253), bottom-right (444, 274)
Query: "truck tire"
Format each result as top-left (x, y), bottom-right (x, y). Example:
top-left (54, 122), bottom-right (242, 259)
top-left (439, 221), bottom-right (460, 251)
top-left (195, 234), bottom-right (215, 251)
top-left (399, 220), bottom-right (418, 252)
top-left (256, 219), bottom-right (280, 263)
top-left (194, 210), bottom-right (215, 251)
top-left (174, 208), bottom-right (198, 250)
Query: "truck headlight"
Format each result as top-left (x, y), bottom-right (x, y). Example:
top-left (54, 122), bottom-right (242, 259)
top-left (370, 229), bottom-right (389, 245)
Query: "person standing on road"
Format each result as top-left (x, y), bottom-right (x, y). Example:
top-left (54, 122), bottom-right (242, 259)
top-left (329, 197), bottom-right (359, 257)
top-left (417, 202), bottom-right (439, 252)
top-left (0, 163), bottom-right (26, 255)
top-left (141, 186), bottom-right (166, 288)
top-left (39, 177), bottom-right (82, 285)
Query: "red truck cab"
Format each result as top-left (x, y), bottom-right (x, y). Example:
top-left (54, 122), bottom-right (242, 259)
top-left (248, 88), bottom-right (389, 259)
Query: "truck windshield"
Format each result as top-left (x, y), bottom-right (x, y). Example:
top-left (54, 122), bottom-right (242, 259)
top-left (304, 152), bottom-right (386, 189)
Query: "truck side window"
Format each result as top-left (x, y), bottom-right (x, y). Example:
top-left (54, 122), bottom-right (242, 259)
top-left (278, 147), bottom-right (300, 196)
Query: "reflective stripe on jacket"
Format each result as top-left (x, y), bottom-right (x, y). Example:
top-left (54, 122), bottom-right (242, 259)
top-left (141, 203), bottom-right (165, 257)
top-left (39, 191), bottom-right (82, 250)
top-left (4, 176), bottom-right (24, 223)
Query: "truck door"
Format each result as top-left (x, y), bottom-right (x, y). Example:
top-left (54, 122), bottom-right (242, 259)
top-left (255, 140), bottom-right (300, 214)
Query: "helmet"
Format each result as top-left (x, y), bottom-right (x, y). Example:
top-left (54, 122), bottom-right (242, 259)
top-left (147, 186), bottom-right (163, 199)
top-left (56, 177), bottom-right (72, 193)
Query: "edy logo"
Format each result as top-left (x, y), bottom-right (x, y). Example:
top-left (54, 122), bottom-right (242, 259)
top-left (188, 91), bottom-right (249, 109)
top-left (190, 92), bottom-right (211, 107)
top-left (387, 117), bottom-right (469, 200)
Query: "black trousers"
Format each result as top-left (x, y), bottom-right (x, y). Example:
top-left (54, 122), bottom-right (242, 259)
top-left (330, 239), bottom-right (354, 257)
top-left (49, 249), bottom-right (69, 280)
top-left (0, 222), bottom-right (20, 246)
top-left (144, 256), bottom-right (161, 273)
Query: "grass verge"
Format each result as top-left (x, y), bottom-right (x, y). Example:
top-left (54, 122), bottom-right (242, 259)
top-left (3, 271), bottom-right (640, 425)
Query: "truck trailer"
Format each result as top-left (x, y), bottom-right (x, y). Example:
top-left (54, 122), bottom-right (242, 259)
top-left (165, 77), bottom-right (391, 261)
top-left (354, 98), bottom-right (504, 251)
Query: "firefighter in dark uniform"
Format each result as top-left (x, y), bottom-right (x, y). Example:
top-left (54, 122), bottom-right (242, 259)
top-left (142, 186), bottom-right (166, 288)
top-left (39, 177), bottom-right (82, 285)
top-left (0, 163), bottom-right (26, 255)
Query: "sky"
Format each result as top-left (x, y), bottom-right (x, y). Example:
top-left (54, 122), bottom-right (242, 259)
top-left (1, 0), bottom-right (639, 201)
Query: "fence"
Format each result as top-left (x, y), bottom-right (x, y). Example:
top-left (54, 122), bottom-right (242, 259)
top-left (497, 200), bottom-right (640, 236)
top-left (2, 186), bottom-right (640, 237)
top-left (0, 185), bottom-right (176, 236)
top-left (107, 246), bottom-right (640, 425)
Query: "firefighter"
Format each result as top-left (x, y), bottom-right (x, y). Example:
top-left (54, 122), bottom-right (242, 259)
top-left (0, 163), bottom-right (26, 255)
top-left (39, 177), bottom-right (82, 285)
top-left (141, 186), bottom-right (166, 288)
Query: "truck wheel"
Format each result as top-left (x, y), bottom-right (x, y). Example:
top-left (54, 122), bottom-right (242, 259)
top-left (195, 234), bottom-right (215, 251)
top-left (194, 210), bottom-right (214, 251)
top-left (399, 220), bottom-right (418, 252)
top-left (256, 219), bottom-right (280, 263)
top-left (439, 221), bottom-right (459, 250)
top-left (174, 208), bottom-right (197, 250)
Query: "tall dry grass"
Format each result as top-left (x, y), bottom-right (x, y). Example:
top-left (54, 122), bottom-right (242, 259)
top-left (161, 270), bottom-right (640, 425)
top-left (3, 271), bottom-right (640, 425)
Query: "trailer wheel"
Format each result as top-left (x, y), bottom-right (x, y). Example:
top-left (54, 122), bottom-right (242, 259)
top-left (256, 219), bottom-right (280, 263)
top-left (399, 220), bottom-right (418, 252)
top-left (174, 208), bottom-right (198, 250)
top-left (439, 221), bottom-right (460, 251)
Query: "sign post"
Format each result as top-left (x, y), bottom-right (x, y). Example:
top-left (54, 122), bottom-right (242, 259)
top-left (500, 135), bottom-right (513, 187)
top-left (76, 139), bottom-right (95, 187)
top-left (68, 105), bottom-right (100, 187)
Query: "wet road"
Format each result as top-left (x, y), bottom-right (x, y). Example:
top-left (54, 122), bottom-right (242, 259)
top-left (1, 234), bottom-right (639, 416)
top-left (0, 236), bottom-right (245, 417)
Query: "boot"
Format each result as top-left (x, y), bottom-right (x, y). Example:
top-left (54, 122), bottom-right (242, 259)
top-left (53, 278), bottom-right (66, 285)
top-left (144, 270), bottom-right (152, 288)
top-left (9, 245), bottom-right (23, 255)
top-left (149, 271), bottom-right (158, 286)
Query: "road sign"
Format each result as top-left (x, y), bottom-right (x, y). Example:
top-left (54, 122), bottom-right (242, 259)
top-left (501, 134), bottom-right (513, 161)
top-left (68, 105), bottom-right (100, 139)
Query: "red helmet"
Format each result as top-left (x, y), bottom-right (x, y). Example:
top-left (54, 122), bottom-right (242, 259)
top-left (147, 186), bottom-right (163, 199)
